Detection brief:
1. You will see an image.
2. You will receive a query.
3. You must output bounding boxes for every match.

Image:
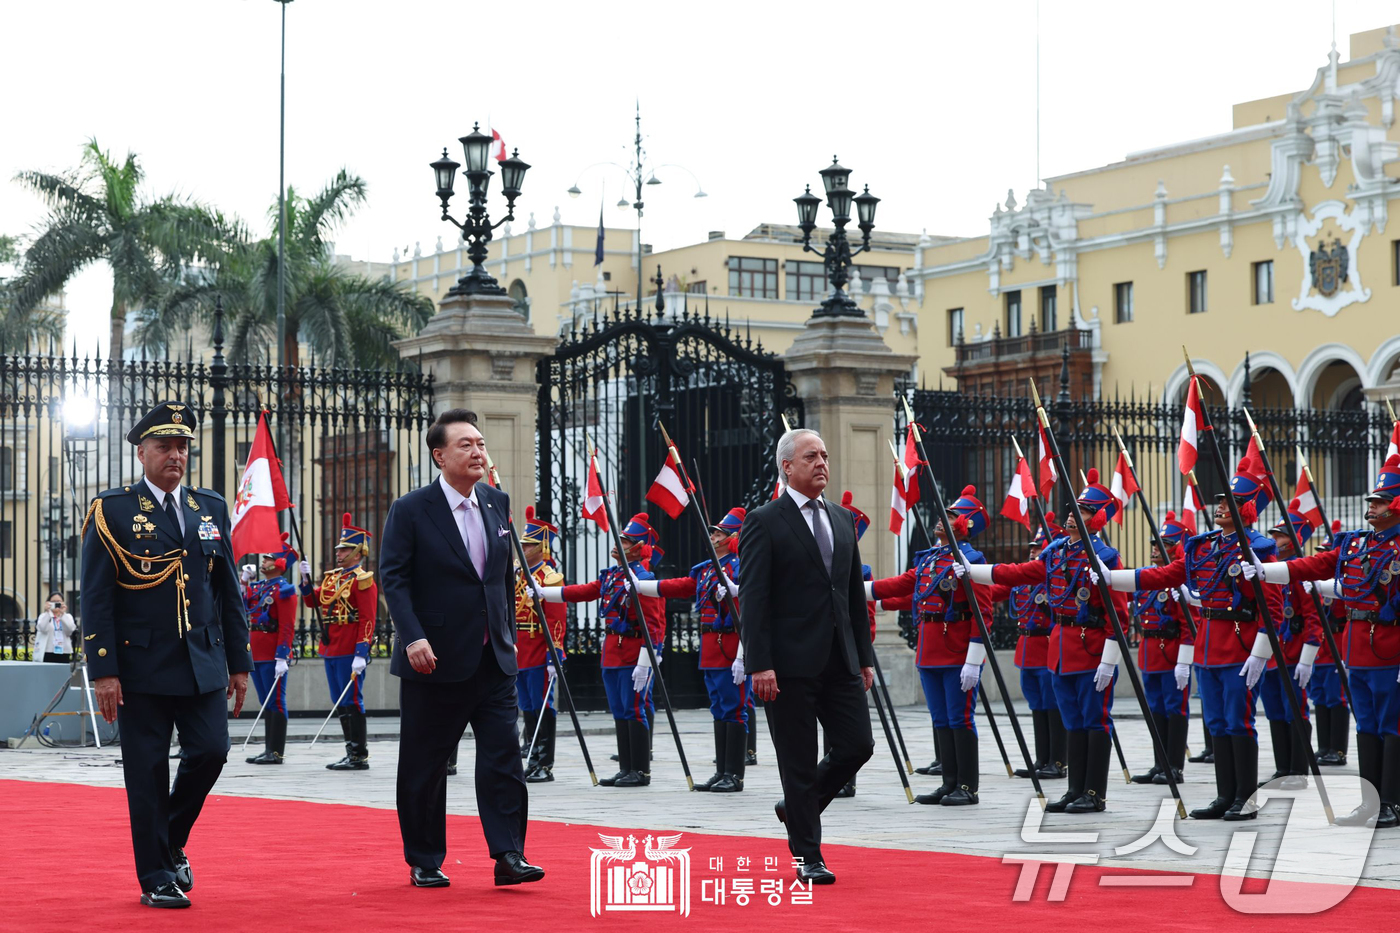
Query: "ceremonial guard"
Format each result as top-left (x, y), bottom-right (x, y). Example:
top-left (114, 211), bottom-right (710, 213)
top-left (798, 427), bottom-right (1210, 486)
top-left (967, 469), bottom-right (1130, 814)
top-left (515, 507), bottom-right (567, 783)
top-left (640, 506), bottom-right (749, 792)
top-left (1248, 455), bottom-right (1400, 827)
top-left (868, 486), bottom-right (992, 807)
top-left (299, 513), bottom-right (378, 770)
top-left (81, 401), bottom-right (250, 908)
top-left (1312, 520), bottom-right (1350, 766)
top-left (1127, 511), bottom-right (1194, 786)
top-left (1256, 499), bottom-right (1322, 789)
top-left (538, 513), bottom-right (666, 788)
top-left (1100, 459), bottom-right (1282, 821)
top-left (241, 533), bottom-right (299, 764)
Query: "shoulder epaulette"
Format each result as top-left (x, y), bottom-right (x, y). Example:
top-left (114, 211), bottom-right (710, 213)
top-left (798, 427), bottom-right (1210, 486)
top-left (354, 567), bottom-right (375, 589)
top-left (193, 487), bottom-right (227, 504)
top-left (96, 486), bottom-right (131, 499)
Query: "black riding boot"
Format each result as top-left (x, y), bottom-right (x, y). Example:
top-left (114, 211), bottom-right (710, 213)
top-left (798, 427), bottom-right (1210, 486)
top-left (1320, 705), bottom-right (1350, 765)
top-left (917, 723), bottom-right (943, 775)
top-left (1041, 707), bottom-right (1068, 778)
top-left (447, 743), bottom-right (459, 776)
top-left (1190, 721), bottom-right (1214, 763)
top-left (1190, 732), bottom-right (1235, 819)
top-left (1016, 710), bottom-right (1048, 778)
top-left (695, 722), bottom-right (726, 791)
top-left (1337, 732), bottom-right (1384, 824)
top-left (615, 720), bottom-right (651, 787)
top-left (1154, 714), bottom-right (1188, 784)
top-left (1283, 718), bottom-right (1312, 789)
top-left (746, 711), bottom-right (757, 765)
top-left (599, 720), bottom-right (630, 785)
top-left (1223, 735), bottom-right (1259, 820)
top-left (1315, 702), bottom-right (1334, 762)
top-left (247, 711), bottom-right (286, 765)
top-left (327, 707), bottom-right (369, 770)
top-left (942, 728), bottom-right (980, 805)
top-left (1133, 714), bottom-right (1170, 784)
top-left (1046, 730), bottom-right (1088, 812)
top-left (917, 728), bottom-right (957, 804)
top-left (1373, 735), bottom-right (1400, 829)
top-left (712, 721), bottom-right (747, 792)
top-left (526, 711), bottom-right (557, 782)
top-left (1261, 720), bottom-right (1291, 785)
top-left (1067, 729), bottom-right (1111, 812)
top-left (520, 710), bottom-right (538, 758)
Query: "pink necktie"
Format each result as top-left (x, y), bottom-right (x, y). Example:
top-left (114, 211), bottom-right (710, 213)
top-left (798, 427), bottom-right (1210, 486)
top-left (463, 500), bottom-right (486, 578)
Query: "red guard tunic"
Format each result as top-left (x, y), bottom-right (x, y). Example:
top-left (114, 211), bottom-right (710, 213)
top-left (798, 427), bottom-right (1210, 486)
top-left (992, 534), bottom-right (1129, 675)
top-left (1131, 589), bottom-right (1193, 674)
top-left (657, 552), bottom-right (740, 669)
top-left (562, 561), bottom-right (666, 668)
top-left (516, 562), bottom-right (566, 668)
top-left (1285, 526), bottom-right (1400, 669)
top-left (245, 578), bottom-right (297, 662)
top-left (1317, 593), bottom-right (1348, 668)
top-left (870, 543), bottom-right (991, 669)
top-left (304, 566), bottom-right (377, 658)
top-left (1134, 530), bottom-right (1283, 668)
top-left (1268, 574), bottom-right (1322, 669)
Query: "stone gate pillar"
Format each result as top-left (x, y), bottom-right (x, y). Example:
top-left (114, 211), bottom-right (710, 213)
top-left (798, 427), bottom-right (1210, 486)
top-left (784, 314), bottom-right (920, 704)
top-left (395, 291), bottom-right (557, 507)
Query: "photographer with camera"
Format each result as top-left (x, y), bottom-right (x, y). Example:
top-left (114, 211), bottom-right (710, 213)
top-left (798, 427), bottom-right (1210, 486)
top-left (34, 593), bottom-right (76, 663)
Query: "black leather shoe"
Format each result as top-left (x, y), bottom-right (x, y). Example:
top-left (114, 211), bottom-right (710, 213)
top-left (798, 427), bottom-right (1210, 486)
top-left (1188, 751), bottom-right (1214, 764)
top-left (495, 851), bottom-right (545, 886)
top-left (525, 765), bottom-right (554, 783)
top-left (245, 750), bottom-right (283, 765)
top-left (915, 760), bottom-right (943, 776)
top-left (446, 764), bottom-right (458, 776)
top-left (797, 861), bottom-right (835, 885)
top-left (833, 782), bottom-right (855, 798)
top-left (1275, 774), bottom-right (1308, 791)
top-left (1222, 799), bottom-right (1257, 821)
top-left (1035, 762), bottom-right (1067, 779)
top-left (745, 751), bottom-right (758, 766)
top-left (410, 866), bottom-right (450, 887)
top-left (941, 786), bottom-right (979, 806)
top-left (327, 755), bottom-right (369, 771)
top-left (1013, 763), bottom-right (1042, 779)
top-left (711, 775), bottom-right (744, 793)
top-left (1131, 767), bottom-right (1163, 785)
top-left (1336, 804), bottom-right (1379, 826)
top-left (140, 882), bottom-right (190, 908)
top-left (914, 791), bottom-right (946, 805)
top-left (774, 800), bottom-right (787, 824)
top-left (1190, 796), bottom-right (1233, 820)
top-left (1065, 792), bottom-right (1106, 813)
top-left (614, 770), bottom-right (648, 787)
top-left (694, 771), bottom-right (725, 792)
top-left (171, 847), bottom-right (192, 892)
top-left (1044, 791), bottom-right (1079, 813)
top-left (1317, 750), bottom-right (1347, 766)
top-left (1151, 768), bottom-right (1184, 785)
top-left (1369, 804), bottom-right (1400, 829)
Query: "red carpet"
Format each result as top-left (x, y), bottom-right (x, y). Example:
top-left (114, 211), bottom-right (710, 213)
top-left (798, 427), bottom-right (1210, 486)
top-left (4, 778), bottom-right (1395, 931)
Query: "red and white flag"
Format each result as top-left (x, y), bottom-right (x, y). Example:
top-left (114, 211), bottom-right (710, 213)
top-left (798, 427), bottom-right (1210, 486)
top-left (1387, 421), bottom-right (1400, 461)
top-left (231, 411), bottom-right (292, 557)
top-left (582, 449), bottom-right (609, 530)
top-left (889, 465), bottom-right (910, 534)
top-left (770, 478), bottom-right (783, 500)
top-left (1109, 451), bottom-right (1138, 524)
top-left (1036, 422), bottom-right (1058, 498)
top-left (1179, 376), bottom-right (1203, 475)
top-left (490, 128), bottom-right (507, 162)
top-left (1182, 479), bottom-right (1204, 534)
top-left (645, 447), bottom-right (691, 519)
top-left (1294, 466), bottom-right (1323, 527)
top-left (898, 424), bottom-right (922, 506)
top-left (999, 455), bottom-right (1036, 530)
top-left (1240, 434), bottom-right (1266, 479)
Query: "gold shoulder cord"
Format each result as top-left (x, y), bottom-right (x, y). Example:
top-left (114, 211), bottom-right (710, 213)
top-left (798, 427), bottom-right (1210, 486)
top-left (83, 499), bottom-right (191, 638)
top-left (515, 570), bottom-right (540, 635)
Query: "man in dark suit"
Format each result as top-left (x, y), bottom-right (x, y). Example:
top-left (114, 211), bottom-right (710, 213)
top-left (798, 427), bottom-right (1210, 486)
top-left (380, 408), bottom-right (544, 888)
top-left (82, 401), bottom-right (251, 909)
top-left (738, 428), bottom-right (875, 885)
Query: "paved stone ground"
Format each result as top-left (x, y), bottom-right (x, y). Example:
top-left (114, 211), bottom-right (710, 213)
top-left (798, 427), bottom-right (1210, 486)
top-left (4, 700), bottom-right (1396, 890)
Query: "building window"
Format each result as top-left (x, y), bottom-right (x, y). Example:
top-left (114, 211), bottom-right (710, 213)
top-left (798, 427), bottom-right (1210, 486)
top-left (1004, 290), bottom-right (1022, 337)
top-left (784, 260), bottom-right (828, 301)
top-left (1114, 282), bottom-right (1134, 323)
top-left (728, 256), bottom-right (777, 298)
top-left (1252, 261), bottom-right (1274, 305)
top-left (0, 520), bottom-right (11, 559)
top-left (1393, 240), bottom-right (1400, 285)
top-left (1039, 285), bottom-right (1057, 332)
top-left (49, 456), bottom-right (59, 495)
top-left (602, 271), bottom-right (612, 281)
top-left (0, 447), bottom-right (12, 491)
top-left (508, 279), bottom-right (529, 319)
top-left (854, 264), bottom-right (901, 294)
top-left (947, 308), bottom-right (964, 347)
top-left (686, 280), bottom-right (706, 294)
top-left (1187, 270), bottom-right (1208, 314)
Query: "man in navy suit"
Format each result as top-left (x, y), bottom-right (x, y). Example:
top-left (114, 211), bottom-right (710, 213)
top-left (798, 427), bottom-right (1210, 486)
top-left (380, 408), bottom-right (544, 889)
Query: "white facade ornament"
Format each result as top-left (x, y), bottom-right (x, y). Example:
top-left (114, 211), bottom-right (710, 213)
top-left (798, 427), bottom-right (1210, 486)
top-left (528, 212), bottom-right (537, 230)
top-left (1153, 181), bottom-right (1168, 269)
top-left (413, 241), bottom-right (421, 259)
top-left (552, 205), bottom-right (562, 225)
top-left (435, 236), bottom-right (443, 253)
top-left (870, 276), bottom-right (893, 334)
top-left (1218, 165), bottom-right (1235, 258)
top-left (392, 247), bottom-right (400, 263)
top-left (1291, 199), bottom-right (1371, 317)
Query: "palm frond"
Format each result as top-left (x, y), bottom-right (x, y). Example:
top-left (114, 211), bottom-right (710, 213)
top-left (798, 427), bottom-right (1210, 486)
top-left (8, 217), bottom-right (105, 313)
top-left (296, 169), bottom-right (368, 248)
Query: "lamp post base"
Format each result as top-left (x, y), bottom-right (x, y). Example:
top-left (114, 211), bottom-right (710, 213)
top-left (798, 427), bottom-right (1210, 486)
top-left (447, 265), bottom-right (505, 297)
top-left (813, 290), bottom-right (864, 318)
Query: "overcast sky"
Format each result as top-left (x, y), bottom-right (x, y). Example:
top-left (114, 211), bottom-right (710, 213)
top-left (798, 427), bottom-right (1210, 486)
top-left (2, 0), bottom-right (1395, 351)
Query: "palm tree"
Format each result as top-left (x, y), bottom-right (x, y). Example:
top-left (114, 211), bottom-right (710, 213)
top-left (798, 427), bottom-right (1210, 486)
top-left (139, 169), bottom-right (433, 370)
top-left (10, 139), bottom-right (239, 358)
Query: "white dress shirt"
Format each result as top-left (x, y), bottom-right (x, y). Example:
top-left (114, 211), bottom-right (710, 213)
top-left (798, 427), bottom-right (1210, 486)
top-left (144, 476), bottom-right (186, 537)
top-left (784, 484), bottom-right (832, 544)
top-left (438, 474), bottom-right (486, 571)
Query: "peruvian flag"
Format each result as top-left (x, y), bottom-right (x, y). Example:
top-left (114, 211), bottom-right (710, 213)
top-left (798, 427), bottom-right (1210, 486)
top-left (999, 455), bottom-right (1036, 530)
top-left (1036, 422), bottom-right (1058, 499)
top-left (1294, 466), bottom-right (1323, 527)
top-left (898, 424), bottom-right (922, 506)
top-left (890, 465), bottom-right (910, 534)
top-left (1387, 420), bottom-right (1400, 460)
top-left (490, 128), bottom-right (507, 162)
top-left (1179, 376), bottom-right (1203, 475)
top-left (1182, 479), bottom-right (1204, 533)
top-left (582, 449), bottom-right (609, 531)
top-left (771, 478), bottom-right (783, 500)
top-left (230, 411), bottom-right (292, 557)
top-left (1109, 451), bottom-right (1138, 524)
top-left (645, 447), bottom-right (691, 519)
top-left (1240, 434), bottom-right (1266, 478)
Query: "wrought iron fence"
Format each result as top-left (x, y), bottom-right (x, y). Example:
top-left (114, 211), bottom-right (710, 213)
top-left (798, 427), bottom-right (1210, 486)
top-left (0, 312), bottom-right (434, 661)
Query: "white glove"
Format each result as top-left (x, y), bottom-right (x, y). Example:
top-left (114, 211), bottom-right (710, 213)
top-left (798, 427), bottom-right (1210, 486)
top-left (951, 561), bottom-right (967, 579)
top-left (529, 579), bottom-right (548, 601)
top-left (240, 564), bottom-right (257, 583)
top-left (351, 655), bottom-right (367, 675)
top-left (720, 572), bottom-right (739, 598)
top-left (1240, 558), bottom-right (1259, 581)
top-left (1301, 580), bottom-right (1314, 595)
top-left (546, 660), bottom-right (557, 679)
top-left (731, 655), bottom-right (745, 686)
top-left (632, 664), bottom-right (652, 693)
top-left (1094, 638), bottom-right (1121, 692)
top-left (1174, 663), bottom-right (1190, 691)
top-left (1181, 587), bottom-right (1203, 607)
top-left (297, 560), bottom-right (311, 579)
top-left (1088, 566), bottom-right (1102, 587)
top-left (960, 642), bottom-right (986, 693)
top-left (1239, 631), bottom-right (1271, 688)
top-left (864, 581), bottom-right (875, 601)
top-left (1295, 643), bottom-right (1319, 688)
top-left (274, 658), bottom-right (289, 678)
top-left (1168, 587), bottom-right (1180, 602)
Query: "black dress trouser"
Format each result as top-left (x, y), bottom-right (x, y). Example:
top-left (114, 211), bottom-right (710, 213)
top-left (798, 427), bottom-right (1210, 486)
top-left (765, 629), bottom-right (874, 865)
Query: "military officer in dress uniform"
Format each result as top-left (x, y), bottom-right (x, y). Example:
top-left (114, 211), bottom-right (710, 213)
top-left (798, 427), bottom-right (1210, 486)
top-left (1097, 458), bottom-right (1283, 821)
top-left (1255, 499), bottom-right (1322, 790)
top-left (298, 513), bottom-right (378, 770)
top-left (869, 486), bottom-right (994, 807)
top-left (1246, 455), bottom-right (1400, 827)
top-left (965, 469), bottom-right (1130, 814)
top-left (640, 506), bottom-right (748, 792)
top-left (1127, 511), bottom-right (1194, 786)
top-left (1312, 520), bottom-right (1350, 766)
top-left (515, 507), bottom-right (567, 783)
top-left (537, 513), bottom-right (666, 788)
top-left (241, 532), bottom-right (299, 764)
top-left (82, 401), bottom-right (251, 908)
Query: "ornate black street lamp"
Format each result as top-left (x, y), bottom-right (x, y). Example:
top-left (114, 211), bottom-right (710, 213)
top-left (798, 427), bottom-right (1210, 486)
top-left (794, 155), bottom-right (880, 317)
top-left (430, 123), bottom-right (530, 296)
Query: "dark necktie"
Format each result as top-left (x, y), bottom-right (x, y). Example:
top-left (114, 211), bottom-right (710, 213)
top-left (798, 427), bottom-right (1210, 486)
top-left (164, 494), bottom-right (180, 536)
top-left (807, 499), bottom-right (833, 575)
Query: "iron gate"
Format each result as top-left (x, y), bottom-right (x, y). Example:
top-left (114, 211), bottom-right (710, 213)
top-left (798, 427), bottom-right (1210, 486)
top-left (537, 301), bottom-right (802, 709)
